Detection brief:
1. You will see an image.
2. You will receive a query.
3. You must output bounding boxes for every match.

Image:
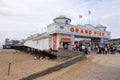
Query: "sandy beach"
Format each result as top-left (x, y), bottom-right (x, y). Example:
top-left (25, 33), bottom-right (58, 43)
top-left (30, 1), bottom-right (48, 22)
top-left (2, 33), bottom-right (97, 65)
top-left (35, 52), bottom-right (120, 80)
top-left (1, 49), bottom-right (120, 80)
top-left (0, 49), bottom-right (59, 80)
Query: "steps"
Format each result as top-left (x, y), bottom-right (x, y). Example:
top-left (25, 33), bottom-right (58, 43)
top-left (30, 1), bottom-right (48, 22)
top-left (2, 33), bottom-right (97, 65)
top-left (56, 48), bottom-right (82, 61)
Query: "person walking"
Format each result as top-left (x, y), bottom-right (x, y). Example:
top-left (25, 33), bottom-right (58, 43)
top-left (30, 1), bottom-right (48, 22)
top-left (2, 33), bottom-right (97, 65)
top-left (110, 45), bottom-right (113, 54)
top-left (101, 46), bottom-right (105, 54)
top-left (107, 45), bottom-right (110, 54)
top-left (114, 45), bottom-right (117, 54)
top-left (84, 45), bottom-right (88, 54)
top-left (87, 45), bottom-right (91, 54)
top-left (105, 46), bottom-right (108, 55)
top-left (96, 47), bottom-right (99, 54)
top-left (82, 45), bottom-right (85, 52)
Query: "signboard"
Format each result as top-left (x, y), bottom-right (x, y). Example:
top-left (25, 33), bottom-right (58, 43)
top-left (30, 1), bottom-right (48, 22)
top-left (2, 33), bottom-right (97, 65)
top-left (70, 27), bottom-right (104, 37)
top-left (52, 34), bottom-right (57, 50)
top-left (59, 26), bottom-right (64, 30)
top-left (56, 25), bottom-right (109, 38)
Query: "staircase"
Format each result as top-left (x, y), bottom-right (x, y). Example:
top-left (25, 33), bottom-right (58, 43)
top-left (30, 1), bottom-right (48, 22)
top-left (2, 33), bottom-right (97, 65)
top-left (56, 48), bottom-right (82, 61)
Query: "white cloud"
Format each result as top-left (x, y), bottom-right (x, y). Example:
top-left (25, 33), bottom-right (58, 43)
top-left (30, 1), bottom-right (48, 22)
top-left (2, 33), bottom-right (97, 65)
top-left (0, 0), bottom-right (120, 46)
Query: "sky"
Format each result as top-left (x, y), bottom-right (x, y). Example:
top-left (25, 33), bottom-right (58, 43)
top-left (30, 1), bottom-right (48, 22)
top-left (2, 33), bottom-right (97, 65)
top-left (0, 0), bottom-right (120, 45)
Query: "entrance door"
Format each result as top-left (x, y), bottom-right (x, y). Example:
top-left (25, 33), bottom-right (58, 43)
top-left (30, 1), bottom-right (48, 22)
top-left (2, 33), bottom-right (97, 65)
top-left (63, 42), bottom-right (69, 49)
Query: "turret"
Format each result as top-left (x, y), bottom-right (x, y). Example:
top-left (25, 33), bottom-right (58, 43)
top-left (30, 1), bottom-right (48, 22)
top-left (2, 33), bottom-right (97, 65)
top-left (95, 24), bottom-right (107, 31)
top-left (53, 15), bottom-right (71, 24)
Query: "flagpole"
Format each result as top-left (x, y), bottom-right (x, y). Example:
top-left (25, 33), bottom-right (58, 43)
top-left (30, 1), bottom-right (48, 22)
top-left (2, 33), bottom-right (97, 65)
top-left (88, 13), bottom-right (90, 24)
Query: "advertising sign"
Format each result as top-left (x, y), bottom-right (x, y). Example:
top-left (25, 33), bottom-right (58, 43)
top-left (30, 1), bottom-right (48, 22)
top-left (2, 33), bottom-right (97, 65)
top-left (52, 34), bottom-right (57, 50)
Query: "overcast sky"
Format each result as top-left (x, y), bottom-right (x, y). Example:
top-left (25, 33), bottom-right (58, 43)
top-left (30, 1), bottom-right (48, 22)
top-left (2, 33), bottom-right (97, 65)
top-left (0, 0), bottom-right (120, 45)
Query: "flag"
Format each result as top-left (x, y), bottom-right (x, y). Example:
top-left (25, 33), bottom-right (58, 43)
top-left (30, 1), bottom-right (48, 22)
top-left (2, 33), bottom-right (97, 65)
top-left (88, 10), bottom-right (91, 14)
top-left (79, 15), bottom-right (82, 19)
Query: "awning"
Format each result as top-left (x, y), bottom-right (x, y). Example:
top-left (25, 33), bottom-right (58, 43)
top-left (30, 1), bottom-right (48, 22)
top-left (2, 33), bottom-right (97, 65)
top-left (60, 38), bottom-right (71, 42)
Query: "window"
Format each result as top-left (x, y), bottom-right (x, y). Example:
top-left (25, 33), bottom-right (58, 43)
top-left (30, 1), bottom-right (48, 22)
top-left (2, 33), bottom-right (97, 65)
top-left (65, 20), bottom-right (68, 24)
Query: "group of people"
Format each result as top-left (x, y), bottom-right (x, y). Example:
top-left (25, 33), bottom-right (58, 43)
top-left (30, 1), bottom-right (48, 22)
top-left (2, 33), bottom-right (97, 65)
top-left (72, 43), bottom-right (91, 54)
top-left (96, 45), bottom-right (117, 54)
top-left (72, 43), bottom-right (118, 55)
top-left (81, 45), bottom-right (91, 54)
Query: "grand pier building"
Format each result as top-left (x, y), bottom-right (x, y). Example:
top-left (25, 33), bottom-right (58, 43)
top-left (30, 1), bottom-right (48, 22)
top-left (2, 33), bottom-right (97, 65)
top-left (24, 15), bottom-right (111, 51)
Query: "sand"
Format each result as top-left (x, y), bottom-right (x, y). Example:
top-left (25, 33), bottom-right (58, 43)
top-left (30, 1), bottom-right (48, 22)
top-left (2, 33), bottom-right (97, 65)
top-left (0, 49), bottom-right (59, 80)
top-left (35, 52), bottom-right (120, 80)
top-left (1, 49), bottom-right (120, 80)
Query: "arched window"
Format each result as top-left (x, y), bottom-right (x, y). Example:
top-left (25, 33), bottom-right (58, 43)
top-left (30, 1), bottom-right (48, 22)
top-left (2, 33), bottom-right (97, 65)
top-left (65, 20), bottom-right (68, 24)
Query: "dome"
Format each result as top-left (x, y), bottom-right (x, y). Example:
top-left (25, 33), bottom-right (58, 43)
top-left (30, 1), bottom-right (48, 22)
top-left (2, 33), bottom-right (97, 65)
top-left (54, 15), bottom-right (71, 20)
top-left (53, 15), bottom-right (71, 24)
top-left (57, 15), bottom-right (66, 18)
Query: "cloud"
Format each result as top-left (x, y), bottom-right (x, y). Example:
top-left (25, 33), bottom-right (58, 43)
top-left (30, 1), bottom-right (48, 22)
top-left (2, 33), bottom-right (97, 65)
top-left (0, 0), bottom-right (120, 46)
